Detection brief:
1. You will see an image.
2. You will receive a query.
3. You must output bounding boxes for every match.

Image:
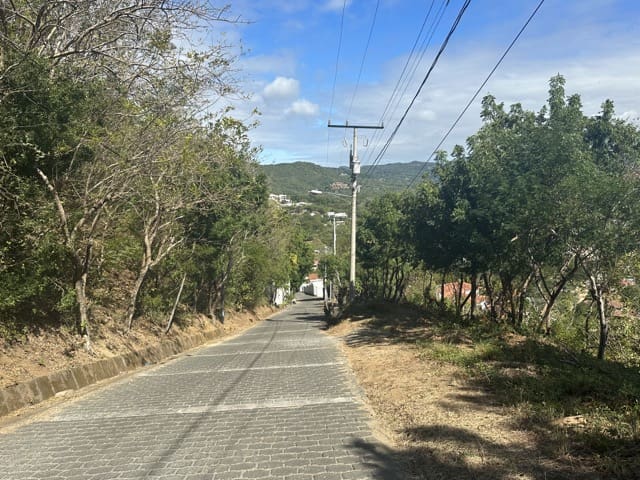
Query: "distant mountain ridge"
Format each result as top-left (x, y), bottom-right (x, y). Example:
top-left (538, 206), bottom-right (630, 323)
top-left (260, 161), bottom-right (431, 200)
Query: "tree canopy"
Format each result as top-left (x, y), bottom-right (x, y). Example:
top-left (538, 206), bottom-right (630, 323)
top-left (357, 75), bottom-right (640, 361)
top-left (0, 0), bottom-right (311, 347)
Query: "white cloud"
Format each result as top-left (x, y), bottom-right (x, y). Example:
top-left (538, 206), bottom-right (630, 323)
top-left (239, 53), bottom-right (297, 77)
top-left (263, 76), bottom-right (300, 101)
top-left (287, 99), bottom-right (320, 116)
top-left (415, 109), bottom-right (437, 122)
top-left (225, 1), bottom-right (640, 168)
top-left (323, 0), bottom-right (352, 12)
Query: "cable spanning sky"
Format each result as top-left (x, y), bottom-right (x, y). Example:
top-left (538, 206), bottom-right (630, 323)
top-left (220, 0), bottom-right (640, 168)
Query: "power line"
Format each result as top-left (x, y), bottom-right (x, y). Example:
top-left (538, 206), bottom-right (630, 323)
top-left (363, 0), bottom-right (472, 180)
top-left (380, 1), bottom-right (445, 127)
top-left (363, 0), bottom-right (449, 172)
top-left (406, 0), bottom-right (546, 189)
top-left (328, 0), bottom-right (348, 121)
top-left (326, 0), bottom-right (349, 166)
top-left (346, 0), bottom-right (381, 119)
top-left (360, 0), bottom-right (442, 169)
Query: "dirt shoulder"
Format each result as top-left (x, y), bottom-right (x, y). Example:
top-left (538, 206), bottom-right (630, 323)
top-left (1, 306), bottom-right (275, 391)
top-left (326, 307), bottom-right (602, 480)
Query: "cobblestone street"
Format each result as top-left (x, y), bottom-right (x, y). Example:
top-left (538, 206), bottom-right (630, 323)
top-left (0, 296), bottom-right (401, 480)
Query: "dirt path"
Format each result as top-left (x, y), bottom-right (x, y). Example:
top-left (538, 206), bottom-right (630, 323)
top-left (327, 313), bottom-right (596, 480)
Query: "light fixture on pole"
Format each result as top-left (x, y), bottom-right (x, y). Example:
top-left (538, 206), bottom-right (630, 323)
top-left (327, 211), bottom-right (347, 256)
top-left (328, 121), bottom-right (384, 301)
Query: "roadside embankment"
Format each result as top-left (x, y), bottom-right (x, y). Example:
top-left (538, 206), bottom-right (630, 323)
top-left (0, 307), bottom-right (275, 418)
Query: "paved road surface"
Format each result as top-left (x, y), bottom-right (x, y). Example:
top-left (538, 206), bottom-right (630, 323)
top-left (0, 295), bottom-right (401, 479)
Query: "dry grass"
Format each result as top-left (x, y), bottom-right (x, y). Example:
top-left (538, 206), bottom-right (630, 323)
top-left (327, 304), bottom-right (639, 479)
top-left (0, 306), bottom-right (274, 390)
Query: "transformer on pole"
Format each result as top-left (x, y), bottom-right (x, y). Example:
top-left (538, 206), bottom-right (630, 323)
top-left (328, 121), bottom-right (384, 301)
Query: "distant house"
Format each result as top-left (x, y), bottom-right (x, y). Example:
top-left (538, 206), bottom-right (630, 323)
top-left (437, 282), bottom-right (490, 310)
top-left (309, 189), bottom-right (323, 195)
top-left (330, 182), bottom-right (350, 191)
top-left (300, 272), bottom-right (324, 297)
top-left (269, 193), bottom-right (292, 206)
top-left (621, 277), bottom-right (636, 287)
top-left (437, 282), bottom-right (472, 301)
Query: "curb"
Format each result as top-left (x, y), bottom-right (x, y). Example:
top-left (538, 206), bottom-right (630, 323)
top-left (0, 328), bottom-right (223, 418)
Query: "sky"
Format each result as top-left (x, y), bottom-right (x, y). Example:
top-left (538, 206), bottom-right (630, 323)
top-left (213, 0), bottom-right (640, 170)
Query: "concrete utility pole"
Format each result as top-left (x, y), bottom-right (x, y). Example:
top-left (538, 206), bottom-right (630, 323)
top-left (327, 212), bottom-right (347, 256)
top-left (328, 121), bottom-right (383, 301)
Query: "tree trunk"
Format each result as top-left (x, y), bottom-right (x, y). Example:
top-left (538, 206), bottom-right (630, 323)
top-left (219, 282), bottom-right (226, 323)
top-left (587, 272), bottom-right (609, 360)
top-left (500, 274), bottom-right (516, 324)
top-left (456, 274), bottom-right (464, 315)
top-left (469, 274), bottom-right (477, 321)
top-left (423, 271), bottom-right (433, 307)
top-left (536, 255), bottom-right (579, 334)
top-left (165, 273), bottom-right (187, 334)
top-left (482, 272), bottom-right (497, 321)
top-left (440, 271), bottom-right (446, 307)
top-left (516, 272), bottom-right (533, 328)
top-left (596, 293), bottom-right (609, 360)
top-left (584, 299), bottom-right (594, 353)
top-left (216, 249), bottom-right (235, 323)
top-left (208, 282), bottom-right (217, 319)
top-left (394, 262), bottom-right (405, 303)
top-left (126, 262), bottom-right (150, 330)
top-left (74, 273), bottom-right (92, 352)
top-left (540, 293), bottom-right (557, 334)
top-left (73, 243), bottom-right (93, 353)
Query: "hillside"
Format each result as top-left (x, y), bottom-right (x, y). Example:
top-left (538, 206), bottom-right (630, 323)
top-left (260, 161), bottom-right (432, 202)
top-left (260, 162), bottom-right (350, 199)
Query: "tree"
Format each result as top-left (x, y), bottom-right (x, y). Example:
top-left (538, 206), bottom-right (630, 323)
top-left (358, 193), bottom-right (415, 302)
top-left (572, 100), bottom-right (640, 358)
top-left (0, 0), bottom-right (245, 345)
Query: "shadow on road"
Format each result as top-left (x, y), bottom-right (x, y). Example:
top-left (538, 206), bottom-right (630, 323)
top-left (144, 293), bottom-right (339, 477)
top-left (144, 303), bottom-right (287, 477)
top-left (348, 437), bottom-right (406, 480)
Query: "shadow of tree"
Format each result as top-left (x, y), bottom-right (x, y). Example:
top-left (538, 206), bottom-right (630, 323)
top-left (340, 305), bottom-right (437, 347)
top-left (348, 437), bottom-right (406, 480)
top-left (398, 425), bottom-right (597, 480)
top-left (348, 428), bottom-right (602, 480)
top-left (336, 303), bottom-right (640, 479)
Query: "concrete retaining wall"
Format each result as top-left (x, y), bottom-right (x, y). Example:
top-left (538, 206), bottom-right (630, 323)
top-left (0, 329), bottom-right (222, 418)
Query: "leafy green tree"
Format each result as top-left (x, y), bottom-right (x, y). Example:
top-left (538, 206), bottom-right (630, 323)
top-left (358, 192), bottom-right (415, 302)
top-left (407, 75), bottom-right (640, 361)
top-left (0, 0), bottom-right (247, 346)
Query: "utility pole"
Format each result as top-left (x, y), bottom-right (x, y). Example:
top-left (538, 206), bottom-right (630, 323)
top-left (327, 212), bottom-right (346, 256)
top-left (328, 121), bottom-right (383, 301)
top-left (332, 215), bottom-right (337, 256)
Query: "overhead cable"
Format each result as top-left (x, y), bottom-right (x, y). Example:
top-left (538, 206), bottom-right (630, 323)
top-left (363, 0), bottom-right (473, 179)
top-left (363, 0), bottom-right (449, 172)
top-left (405, 0), bottom-right (546, 189)
top-left (347, 0), bottom-right (381, 119)
top-left (326, 0), bottom-right (349, 165)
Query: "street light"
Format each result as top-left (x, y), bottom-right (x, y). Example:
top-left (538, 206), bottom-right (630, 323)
top-left (325, 211), bottom-right (347, 305)
top-left (327, 211), bottom-right (347, 256)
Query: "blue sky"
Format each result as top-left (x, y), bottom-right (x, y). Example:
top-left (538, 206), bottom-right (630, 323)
top-left (217, 0), bottom-right (640, 168)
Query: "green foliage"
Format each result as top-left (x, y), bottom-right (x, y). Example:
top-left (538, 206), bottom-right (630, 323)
top-left (402, 75), bottom-right (640, 358)
top-left (415, 316), bottom-right (640, 476)
top-left (358, 193), bottom-right (415, 302)
top-left (260, 161), bottom-right (433, 203)
top-left (0, 1), bottom-right (311, 342)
